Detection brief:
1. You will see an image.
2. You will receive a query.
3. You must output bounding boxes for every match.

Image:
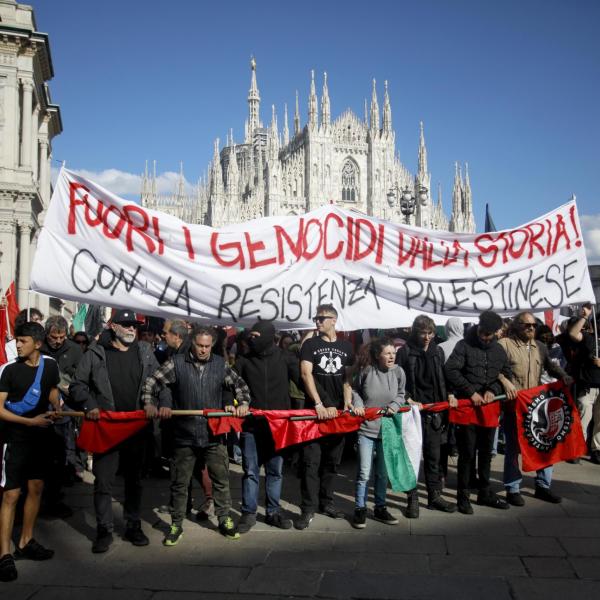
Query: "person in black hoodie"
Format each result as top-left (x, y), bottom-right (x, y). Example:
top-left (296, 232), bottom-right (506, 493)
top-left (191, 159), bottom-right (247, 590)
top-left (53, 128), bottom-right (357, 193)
top-left (234, 321), bottom-right (300, 533)
top-left (445, 310), bottom-right (512, 514)
top-left (70, 309), bottom-right (167, 553)
top-left (396, 315), bottom-right (458, 518)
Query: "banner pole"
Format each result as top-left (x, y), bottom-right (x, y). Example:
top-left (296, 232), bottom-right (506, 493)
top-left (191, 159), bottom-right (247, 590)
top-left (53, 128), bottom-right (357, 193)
top-left (57, 396), bottom-right (508, 421)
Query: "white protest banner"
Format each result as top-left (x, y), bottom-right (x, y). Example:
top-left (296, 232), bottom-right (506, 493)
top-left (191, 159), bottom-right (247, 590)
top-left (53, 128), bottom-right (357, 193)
top-left (30, 168), bottom-right (595, 330)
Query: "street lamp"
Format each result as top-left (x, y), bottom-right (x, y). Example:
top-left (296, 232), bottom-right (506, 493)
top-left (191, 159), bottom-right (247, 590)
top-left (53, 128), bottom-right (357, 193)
top-left (387, 183), bottom-right (428, 224)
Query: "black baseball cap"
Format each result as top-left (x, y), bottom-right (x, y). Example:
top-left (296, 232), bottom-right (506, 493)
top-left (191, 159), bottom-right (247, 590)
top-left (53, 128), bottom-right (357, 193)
top-left (112, 309), bottom-right (138, 325)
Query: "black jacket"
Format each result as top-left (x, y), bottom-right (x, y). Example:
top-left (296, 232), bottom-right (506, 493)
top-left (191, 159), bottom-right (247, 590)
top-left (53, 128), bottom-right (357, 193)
top-left (396, 341), bottom-right (447, 404)
top-left (444, 326), bottom-right (511, 398)
top-left (234, 346), bottom-right (300, 410)
top-left (69, 339), bottom-right (168, 412)
top-left (41, 339), bottom-right (83, 379)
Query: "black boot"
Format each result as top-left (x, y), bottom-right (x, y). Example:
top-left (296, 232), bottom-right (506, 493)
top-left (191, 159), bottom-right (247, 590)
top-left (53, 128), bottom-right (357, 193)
top-left (406, 489), bottom-right (419, 519)
top-left (427, 490), bottom-right (457, 513)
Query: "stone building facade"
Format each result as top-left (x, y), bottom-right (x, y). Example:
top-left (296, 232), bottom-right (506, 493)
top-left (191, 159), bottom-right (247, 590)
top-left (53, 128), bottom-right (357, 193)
top-left (0, 0), bottom-right (62, 315)
top-left (141, 60), bottom-right (476, 233)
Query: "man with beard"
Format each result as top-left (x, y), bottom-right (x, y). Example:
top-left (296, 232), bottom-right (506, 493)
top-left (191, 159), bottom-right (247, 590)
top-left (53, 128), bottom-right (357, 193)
top-left (296, 304), bottom-right (355, 530)
top-left (70, 309), bottom-right (167, 553)
top-left (396, 315), bottom-right (458, 518)
top-left (498, 312), bottom-right (571, 505)
top-left (445, 311), bottom-right (512, 514)
top-left (234, 321), bottom-right (299, 533)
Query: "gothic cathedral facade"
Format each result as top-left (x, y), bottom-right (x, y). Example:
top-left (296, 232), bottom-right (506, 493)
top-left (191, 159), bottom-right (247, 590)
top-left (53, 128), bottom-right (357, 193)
top-left (141, 60), bottom-right (476, 234)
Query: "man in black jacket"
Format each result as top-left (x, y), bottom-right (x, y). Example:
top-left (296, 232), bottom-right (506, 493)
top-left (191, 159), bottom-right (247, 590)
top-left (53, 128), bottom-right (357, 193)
top-left (40, 316), bottom-right (84, 517)
top-left (70, 309), bottom-right (165, 553)
top-left (396, 315), bottom-right (458, 517)
top-left (445, 310), bottom-right (511, 514)
top-left (142, 325), bottom-right (251, 545)
top-left (234, 321), bottom-right (299, 533)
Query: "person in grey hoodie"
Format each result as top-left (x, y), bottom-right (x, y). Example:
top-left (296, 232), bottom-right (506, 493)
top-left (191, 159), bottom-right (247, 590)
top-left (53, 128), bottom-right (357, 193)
top-left (439, 318), bottom-right (464, 362)
top-left (351, 337), bottom-right (406, 528)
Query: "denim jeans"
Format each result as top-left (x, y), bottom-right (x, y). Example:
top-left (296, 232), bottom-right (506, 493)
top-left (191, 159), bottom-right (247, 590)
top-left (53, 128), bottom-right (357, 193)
top-left (355, 434), bottom-right (388, 509)
top-left (503, 409), bottom-right (552, 492)
top-left (240, 431), bottom-right (284, 516)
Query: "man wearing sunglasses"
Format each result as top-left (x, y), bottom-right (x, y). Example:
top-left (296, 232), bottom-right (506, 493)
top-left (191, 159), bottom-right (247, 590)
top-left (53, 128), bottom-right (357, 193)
top-left (498, 312), bottom-right (572, 505)
top-left (70, 309), bottom-right (167, 553)
top-left (296, 304), bottom-right (355, 529)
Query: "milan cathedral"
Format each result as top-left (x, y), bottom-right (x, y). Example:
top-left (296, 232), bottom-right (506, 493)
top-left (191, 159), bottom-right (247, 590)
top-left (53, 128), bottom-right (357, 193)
top-left (141, 59), bottom-right (475, 233)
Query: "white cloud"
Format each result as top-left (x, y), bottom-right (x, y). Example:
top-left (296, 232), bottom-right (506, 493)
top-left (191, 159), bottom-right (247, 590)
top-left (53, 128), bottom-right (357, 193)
top-left (50, 166), bottom-right (195, 197)
top-left (580, 214), bottom-right (600, 265)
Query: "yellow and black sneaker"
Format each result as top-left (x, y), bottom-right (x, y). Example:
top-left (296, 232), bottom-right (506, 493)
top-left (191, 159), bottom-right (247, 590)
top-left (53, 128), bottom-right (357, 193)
top-left (163, 525), bottom-right (183, 547)
top-left (218, 515), bottom-right (240, 540)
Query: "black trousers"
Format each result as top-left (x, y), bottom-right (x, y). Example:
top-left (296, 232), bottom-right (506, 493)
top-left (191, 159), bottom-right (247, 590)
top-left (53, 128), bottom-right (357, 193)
top-left (92, 430), bottom-right (147, 530)
top-left (422, 415), bottom-right (447, 493)
top-left (456, 424), bottom-right (496, 494)
top-left (300, 434), bottom-right (345, 513)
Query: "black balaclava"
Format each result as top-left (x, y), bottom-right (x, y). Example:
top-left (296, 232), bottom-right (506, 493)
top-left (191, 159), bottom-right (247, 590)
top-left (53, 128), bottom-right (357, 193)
top-left (248, 321), bottom-right (275, 355)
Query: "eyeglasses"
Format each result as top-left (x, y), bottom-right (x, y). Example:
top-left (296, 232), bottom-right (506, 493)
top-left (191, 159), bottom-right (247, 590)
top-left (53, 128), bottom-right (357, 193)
top-left (518, 322), bottom-right (537, 330)
top-left (313, 316), bottom-right (333, 323)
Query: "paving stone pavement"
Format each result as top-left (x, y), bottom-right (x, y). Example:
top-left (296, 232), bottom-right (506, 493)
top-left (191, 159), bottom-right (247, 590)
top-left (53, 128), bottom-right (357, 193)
top-left (2, 450), bottom-right (600, 599)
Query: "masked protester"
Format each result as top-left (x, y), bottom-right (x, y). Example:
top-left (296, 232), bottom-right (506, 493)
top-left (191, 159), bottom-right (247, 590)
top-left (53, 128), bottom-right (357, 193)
top-left (233, 321), bottom-right (300, 533)
top-left (445, 311), bottom-right (512, 515)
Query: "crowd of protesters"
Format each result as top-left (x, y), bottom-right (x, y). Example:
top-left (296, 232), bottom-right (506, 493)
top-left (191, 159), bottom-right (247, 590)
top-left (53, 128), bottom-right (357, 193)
top-left (0, 301), bottom-right (599, 582)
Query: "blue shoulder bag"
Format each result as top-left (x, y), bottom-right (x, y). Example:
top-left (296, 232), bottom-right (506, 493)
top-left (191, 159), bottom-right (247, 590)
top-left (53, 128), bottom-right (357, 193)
top-left (5, 356), bottom-right (46, 416)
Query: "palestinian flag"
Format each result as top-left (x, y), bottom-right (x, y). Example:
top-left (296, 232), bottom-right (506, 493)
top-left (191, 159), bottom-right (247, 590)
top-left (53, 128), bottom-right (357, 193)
top-left (381, 406), bottom-right (423, 492)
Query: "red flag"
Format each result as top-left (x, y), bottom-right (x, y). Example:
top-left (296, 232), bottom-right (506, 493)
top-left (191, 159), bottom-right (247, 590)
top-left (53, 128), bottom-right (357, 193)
top-left (207, 408), bottom-right (384, 451)
top-left (515, 381), bottom-right (587, 471)
top-left (0, 308), bottom-right (9, 365)
top-left (5, 282), bottom-right (19, 335)
top-left (77, 410), bottom-right (149, 453)
top-left (449, 400), bottom-right (501, 428)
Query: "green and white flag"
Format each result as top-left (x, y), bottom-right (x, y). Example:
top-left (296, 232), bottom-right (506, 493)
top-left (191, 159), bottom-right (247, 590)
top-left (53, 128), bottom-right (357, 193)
top-left (72, 303), bottom-right (88, 332)
top-left (382, 406), bottom-right (423, 492)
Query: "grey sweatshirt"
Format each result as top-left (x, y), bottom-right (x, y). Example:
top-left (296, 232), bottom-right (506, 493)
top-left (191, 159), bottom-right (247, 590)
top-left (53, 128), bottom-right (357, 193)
top-left (352, 364), bottom-right (407, 438)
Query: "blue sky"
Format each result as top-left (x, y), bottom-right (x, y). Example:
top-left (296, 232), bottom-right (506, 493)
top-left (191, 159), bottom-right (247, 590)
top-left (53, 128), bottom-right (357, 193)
top-left (35, 0), bottom-right (600, 261)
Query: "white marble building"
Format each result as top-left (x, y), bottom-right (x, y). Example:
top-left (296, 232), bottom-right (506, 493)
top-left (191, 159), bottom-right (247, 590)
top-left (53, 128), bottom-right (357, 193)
top-left (0, 0), bottom-right (62, 315)
top-left (142, 59), bottom-right (476, 233)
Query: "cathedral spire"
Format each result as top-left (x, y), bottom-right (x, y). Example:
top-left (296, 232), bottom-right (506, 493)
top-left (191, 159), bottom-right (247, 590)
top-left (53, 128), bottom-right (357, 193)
top-left (294, 90), bottom-right (301, 135)
top-left (141, 160), bottom-right (149, 201)
top-left (283, 103), bottom-right (290, 145)
top-left (418, 121), bottom-right (428, 179)
top-left (449, 161), bottom-right (462, 232)
top-left (270, 104), bottom-right (278, 137)
top-left (370, 78), bottom-right (379, 132)
top-left (247, 56), bottom-right (261, 143)
top-left (151, 160), bottom-right (157, 198)
top-left (308, 69), bottom-right (318, 128)
top-left (321, 71), bottom-right (331, 128)
top-left (176, 161), bottom-right (185, 199)
top-left (364, 98), bottom-right (368, 125)
top-left (210, 138), bottom-right (224, 196)
top-left (382, 80), bottom-right (392, 134)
